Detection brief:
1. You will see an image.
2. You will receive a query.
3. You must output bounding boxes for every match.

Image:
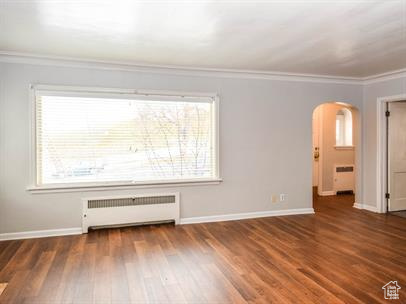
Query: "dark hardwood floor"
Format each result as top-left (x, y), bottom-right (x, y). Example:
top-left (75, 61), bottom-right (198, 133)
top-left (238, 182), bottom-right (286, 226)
top-left (0, 194), bottom-right (405, 303)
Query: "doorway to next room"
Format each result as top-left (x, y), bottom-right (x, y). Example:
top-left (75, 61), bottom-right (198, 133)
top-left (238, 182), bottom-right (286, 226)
top-left (312, 102), bottom-right (358, 210)
top-left (386, 101), bottom-right (406, 217)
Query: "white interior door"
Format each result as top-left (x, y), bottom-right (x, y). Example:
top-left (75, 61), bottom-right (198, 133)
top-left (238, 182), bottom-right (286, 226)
top-left (388, 101), bottom-right (406, 212)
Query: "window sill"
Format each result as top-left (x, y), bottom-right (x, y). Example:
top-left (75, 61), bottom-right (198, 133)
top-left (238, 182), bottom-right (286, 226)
top-left (334, 145), bottom-right (355, 150)
top-left (27, 178), bottom-right (223, 194)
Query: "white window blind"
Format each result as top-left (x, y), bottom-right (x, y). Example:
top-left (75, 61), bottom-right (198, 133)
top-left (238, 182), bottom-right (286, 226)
top-left (35, 90), bottom-right (218, 186)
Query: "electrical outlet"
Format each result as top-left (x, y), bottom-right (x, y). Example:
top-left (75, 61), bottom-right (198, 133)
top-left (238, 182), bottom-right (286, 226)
top-left (271, 195), bottom-right (278, 203)
top-left (280, 194), bottom-right (286, 202)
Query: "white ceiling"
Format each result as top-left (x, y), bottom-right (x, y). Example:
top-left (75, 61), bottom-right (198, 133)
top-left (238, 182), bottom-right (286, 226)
top-left (0, 0), bottom-right (405, 77)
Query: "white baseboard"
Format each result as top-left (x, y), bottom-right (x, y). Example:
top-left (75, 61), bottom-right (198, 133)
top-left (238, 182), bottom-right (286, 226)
top-left (318, 191), bottom-right (336, 196)
top-left (180, 208), bottom-right (315, 225)
top-left (0, 208), bottom-right (316, 241)
top-left (353, 203), bottom-right (380, 213)
top-left (0, 227), bottom-right (82, 241)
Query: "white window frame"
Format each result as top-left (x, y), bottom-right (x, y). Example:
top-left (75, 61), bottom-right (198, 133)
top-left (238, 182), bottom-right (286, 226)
top-left (334, 108), bottom-right (354, 149)
top-left (28, 84), bottom-right (221, 193)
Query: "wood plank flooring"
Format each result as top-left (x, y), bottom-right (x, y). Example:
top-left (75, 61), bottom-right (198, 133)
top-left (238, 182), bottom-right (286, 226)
top-left (0, 194), bottom-right (405, 303)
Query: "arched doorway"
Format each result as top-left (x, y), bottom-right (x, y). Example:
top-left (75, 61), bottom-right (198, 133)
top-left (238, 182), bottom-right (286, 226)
top-left (312, 102), bottom-right (361, 211)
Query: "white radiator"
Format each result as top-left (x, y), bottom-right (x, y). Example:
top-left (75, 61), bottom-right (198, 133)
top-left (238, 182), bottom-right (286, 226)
top-left (334, 165), bottom-right (355, 192)
top-left (82, 192), bottom-right (180, 233)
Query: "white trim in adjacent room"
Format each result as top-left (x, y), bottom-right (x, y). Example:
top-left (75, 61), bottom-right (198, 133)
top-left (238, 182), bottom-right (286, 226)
top-left (318, 191), bottom-right (336, 196)
top-left (180, 208), bottom-right (315, 224)
top-left (334, 145), bottom-right (355, 150)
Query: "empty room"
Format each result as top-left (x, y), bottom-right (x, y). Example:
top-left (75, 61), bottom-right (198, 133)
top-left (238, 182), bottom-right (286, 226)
top-left (0, 0), bottom-right (406, 303)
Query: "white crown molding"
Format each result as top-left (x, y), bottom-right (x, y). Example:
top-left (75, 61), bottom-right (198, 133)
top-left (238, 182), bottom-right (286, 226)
top-left (180, 208), bottom-right (315, 224)
top-left (0, 227), bottom-right (82, 241)
top-left (1, 52), bottom-right (405, 85)
top-left (362, 68), bottom-right (406, 85)
top-left (0, 51), bottom-right (362, 85)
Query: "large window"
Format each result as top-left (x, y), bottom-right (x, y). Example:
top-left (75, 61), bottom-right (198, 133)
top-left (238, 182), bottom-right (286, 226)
top-left (32, 86), bottom-right (219, 188)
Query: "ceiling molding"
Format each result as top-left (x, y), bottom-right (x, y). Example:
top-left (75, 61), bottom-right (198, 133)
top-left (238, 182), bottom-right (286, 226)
top-left (362, 68), bottom-right (406, 85)
top-left (0, 51), bottom-right (362, 85)
top-left (0, 51), bottom-right (405, 85)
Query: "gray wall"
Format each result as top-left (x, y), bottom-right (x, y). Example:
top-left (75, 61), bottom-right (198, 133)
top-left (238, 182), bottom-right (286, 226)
top-left (0, 61), bottom-right (364, 233)
top-left (363, 76), bottom-right (406, 208)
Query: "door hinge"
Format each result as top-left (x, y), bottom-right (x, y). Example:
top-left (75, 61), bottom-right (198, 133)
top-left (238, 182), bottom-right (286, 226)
top-left (385, 193), bottom-right (390, 199)
top-left (385, 110), bottom-right (390, 117)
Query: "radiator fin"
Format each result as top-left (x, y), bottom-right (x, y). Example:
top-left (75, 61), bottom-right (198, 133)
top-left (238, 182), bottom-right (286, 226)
top-left (336, 166), bottom-right (353, 172)
top-left (88, 195), bottom-right (176, 209)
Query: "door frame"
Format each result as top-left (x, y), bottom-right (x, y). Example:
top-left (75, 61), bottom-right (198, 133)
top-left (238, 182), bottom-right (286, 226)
top-left (312, 102), bottom-right (361, 202)
top-left (377, 94), bottom-right (406, 213)
top-left (312, 105), bottom-right (325, 196)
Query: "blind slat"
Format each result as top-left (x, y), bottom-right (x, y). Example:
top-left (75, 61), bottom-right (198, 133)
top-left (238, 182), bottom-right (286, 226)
top-left (36, 94), bottom-right (215, 185)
